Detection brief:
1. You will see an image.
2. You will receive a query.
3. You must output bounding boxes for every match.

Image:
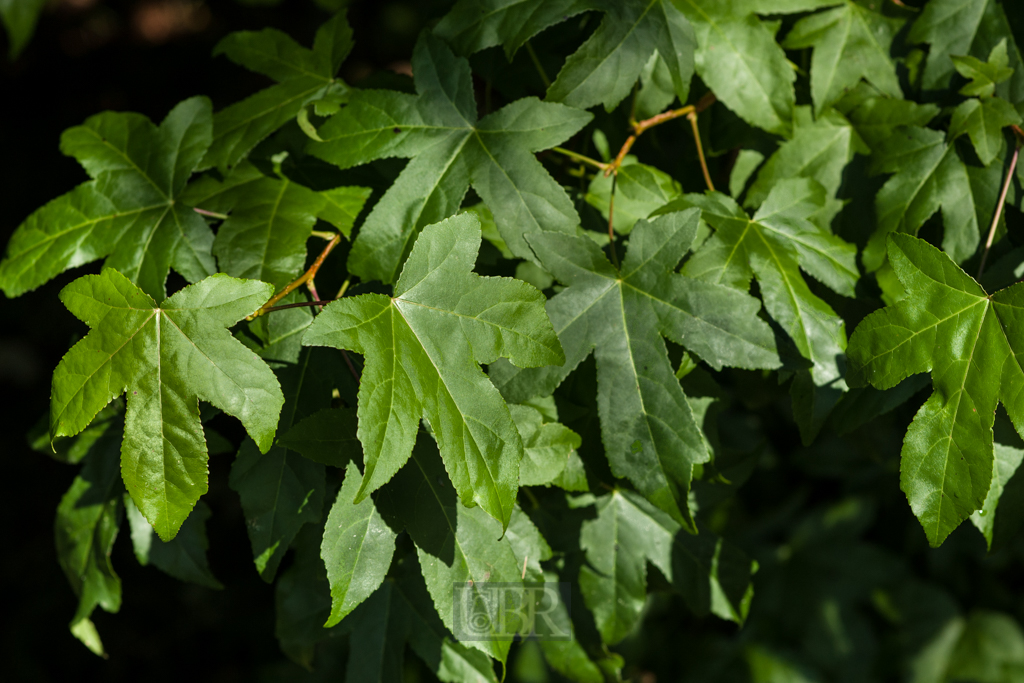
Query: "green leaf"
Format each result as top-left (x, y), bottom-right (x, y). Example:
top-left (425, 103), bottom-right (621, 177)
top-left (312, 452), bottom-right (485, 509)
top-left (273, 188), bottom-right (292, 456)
top-left (213, 175), bottom-right (326, 291)
top-left (434, 0), bottom-right (591, 58)
top-left (203, 12), bottom-right (353, 172)
top-left (303, 214), bottom-right (563, 529)
top-left (908, 0), bottom-right (1024, 103)
top-left (492, 210), bottom-right (780, 527)
top-left (321, 461), bottom-right (397, 627)
top-left (230, 348), bottom-right (328, 580)
top-left (278, 407), bottom-right (359, 468)
top-left (669, 180), bottom-right (854, 441)
top-left (970, 441), bottom-right (1024, 550)
top-left (867, 126), bottom-right (980, 269)
top-left (677, 2), bottom-right (795, 136)
top-left (952, 38), bottom-right (1016, 98)
top-left (840, 90), bottom-right (940, 150)
top-left (579, 489), bottom-right (754, 644)
top-left (0, 0), bottom-right (46, 58)
top-left (55, 423), bottom-right (124, 657)
top-left (782, 1), bottom-right (903, 114)
top-left (0, 97), bottom-right (216, 300)
top-left (318, 185), bottom-right (372, 238)
top-left (377, 435), bottom-right (524, 663)
top-left (309, 33), bottom-right (591, 283)
top-left (546, 0), bottom-right (696, 112)
top-left (585, 156), bottom-right (682, 234)
top-left (948, 96), bottom-right (1021, 167)
top-left (744, 108), bottom-right (868, 211)
top-left (847, 234), bottom-right (1024, 546)
top-left (511, 399), bottom-right (582, 487)
top-left (51, 269), bottom-right (283, 540)
top-left (125, 497), bottom-right (223, 589)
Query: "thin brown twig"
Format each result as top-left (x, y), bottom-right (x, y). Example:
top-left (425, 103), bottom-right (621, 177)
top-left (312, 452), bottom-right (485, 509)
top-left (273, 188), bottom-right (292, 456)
top-left (605, 92), bottom-right (718, 177)
top-left (194, 207), bottom-right (229, 220)
top-left (978, 143), bottom-right (1020, 278)
top-left (250, 234), bottom-right (340, 319)
top-left (688, 111), bottom-right (715, 191)
top-left (608, 172), bottom-right (620, 269)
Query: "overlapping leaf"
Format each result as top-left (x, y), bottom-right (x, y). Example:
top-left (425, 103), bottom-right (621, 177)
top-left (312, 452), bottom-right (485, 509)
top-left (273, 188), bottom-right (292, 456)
top-left (909, 0), bottom-right (1024, 103)
top-left (867, 126), bottom-right (980, 270)
top-left (847, 234), bottom-right (1024, 546)
top-left (434, 0), bottom-right (591, 58)
top-left (321, 462), bottom-right (397, 627)
top-left (230, 347), bottom-right (328, 581)
top-left (125, 498), bottom-right (222, 589)
top-left (309, 33), bottom-right (591, 284)
top-left (54, 422), bottom-right (124, 657)
top-left (665, 180), bottom-right (856, 441)
top-left (782, 1), bottom-right (904, 115)
top-left (511, 397), bottom-right (583, 487)
top-left (303, 214), bottom-right (563, 529)
top-left (376, 435), bottom-right (525, 664)
top-left (0, 97), bottom-right (216, 300)
top-left (579, 489), bottom-right (755, 644)
top-left (51, 269), bottom-right (284, 540)
top-left (203, 12), bottom-right (353, 172)
top-left (492, 210), bottom-right (780, 527)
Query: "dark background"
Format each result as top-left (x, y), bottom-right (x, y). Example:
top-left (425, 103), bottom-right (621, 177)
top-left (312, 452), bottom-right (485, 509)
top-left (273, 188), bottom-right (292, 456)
top-left (0, 1), bottom-right (446, 679)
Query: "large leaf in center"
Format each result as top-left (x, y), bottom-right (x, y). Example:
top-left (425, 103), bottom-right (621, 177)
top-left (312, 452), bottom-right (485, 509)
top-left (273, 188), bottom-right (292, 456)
top-left (848, 234), bottom-right (1024, 546)
top-left (491, 210), bottom-right (780, 528)
top-left (309, 32), bottom-right (591, 284)
top-left (302, 214), bottom-right (563, 529)
top-left (50, 269), bottom-right (285, 540)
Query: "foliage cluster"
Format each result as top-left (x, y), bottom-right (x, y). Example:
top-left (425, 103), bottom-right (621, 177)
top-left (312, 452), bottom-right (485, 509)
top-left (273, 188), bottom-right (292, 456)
top-left (7, 0), bottom-right (1024, 681)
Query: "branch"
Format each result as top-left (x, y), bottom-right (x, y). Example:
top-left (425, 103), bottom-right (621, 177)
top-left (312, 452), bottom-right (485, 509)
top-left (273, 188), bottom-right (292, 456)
top-left (249, 234), bottom-right (341, 319)
top-left (977, 143), bottom-right (1020, 278)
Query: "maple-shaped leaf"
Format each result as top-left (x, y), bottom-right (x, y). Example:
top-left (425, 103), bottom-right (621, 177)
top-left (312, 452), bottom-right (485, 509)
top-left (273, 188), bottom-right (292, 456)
top-left (308, 32), bottom-right (591, 284)
top-left (953, 38), bottom-right (1016, 98)
top-left (434, 0), bottom-right (592, 58)
top-left (55, 422), bottom-right (124, 657)
top-left (321, 462), bottom-right (397, 627)
top-left (303, 214), bottom-right (563, 530)
top-left (203, 12), bottom-right (353, 172)
top-left (847, 234), bottom-right (1024, 546)
top-left (512, 397), bottom-right (583, 487)
top-left (782, 1), bottom-right (904, 115)
top-left (579, 489), bottom-right (755, 645)
top-left (949, 96), bottom-right (1021, 167)
top-left (867, 126), bottom-right (980, 270)
top-left (51, 269), bottom-right (285, 540)
top-left (909, 0), bottom-right (1024, 102)
top-left (376, 435), bottom-right (528, 664)
top-left (544, 0), bottom-right (696, 112)
top-left (666, 179), bottom-right (856, 442)
top-left (0, 97), bottom-right (216, 301)
top-left (491, 210), bottom-right (780, 527)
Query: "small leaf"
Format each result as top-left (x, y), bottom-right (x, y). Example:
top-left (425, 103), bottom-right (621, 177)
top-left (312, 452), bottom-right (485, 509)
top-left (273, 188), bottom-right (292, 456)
top-left (511, 400), bottom-right (582, 487)
top-left (952, 38), bottom-right (1015, 98)
top-left (0, 0), bottom-right (46, 58)
top-left (51, 269), bottom-right (283, 540)
top-left (125, 497), bottom-right (223, 589)
top-left (948, 96), bottom-right (1021, 167)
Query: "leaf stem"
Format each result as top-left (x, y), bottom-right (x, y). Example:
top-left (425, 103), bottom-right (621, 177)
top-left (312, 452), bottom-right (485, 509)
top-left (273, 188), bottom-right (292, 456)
top-left (250, 234), bottom-right (341, 318)
top-left (525, 41), bottom-right (551, 89)
top-left (688, 111), bottom-right (715, 191)
top-left (194, 207), bottom-right (229, 220)
top-left (606, 92), bottom-right (717, 177)
top-left (551, 146), bottom-right (608, 171)
top-left (335, 277), bottom-right (352, 299)
top-left (310, 230), bottom-right (337, 240)
top-left (978, 143), bottom-right (1020, 278)
top-left (259, 300), bottom-right (332, 313)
